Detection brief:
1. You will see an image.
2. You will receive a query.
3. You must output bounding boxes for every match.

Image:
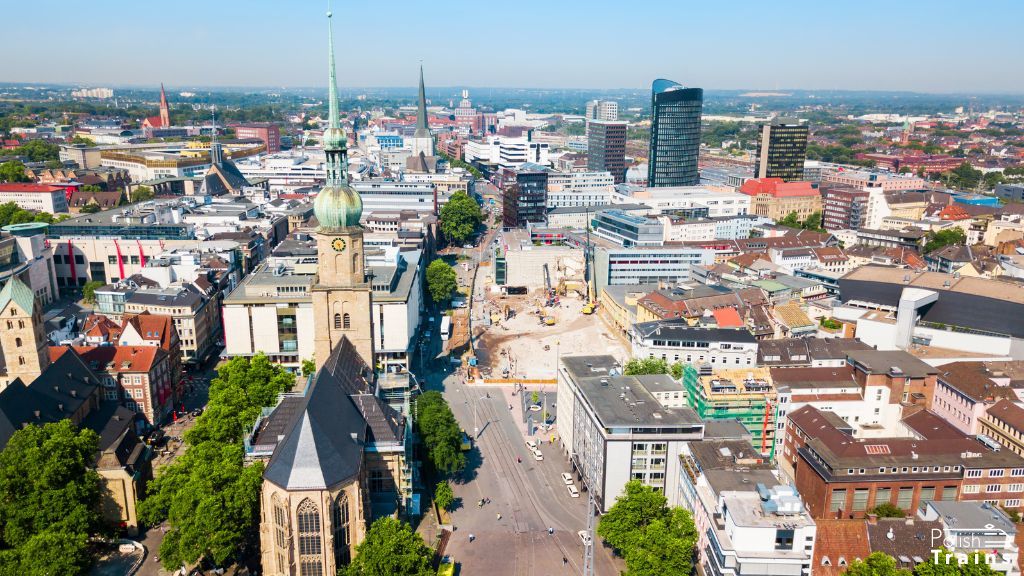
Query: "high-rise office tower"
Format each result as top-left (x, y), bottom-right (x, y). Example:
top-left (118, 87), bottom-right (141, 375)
top-left (587, 120), bottom-right (627, 184)
top-left (647, 79), bottom-right (702, 187)
top-left (754, 118), bottom-right (809, 181)
top-left (585, 100), bottom-right (619, 121)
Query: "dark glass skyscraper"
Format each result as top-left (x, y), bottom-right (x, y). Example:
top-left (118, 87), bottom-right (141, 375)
top-left (647, 79), bottom-right (703, 187)
top-left (754, 118), bottom-right (809, 181)
top-left (587, 120), bottom-right (627, 184)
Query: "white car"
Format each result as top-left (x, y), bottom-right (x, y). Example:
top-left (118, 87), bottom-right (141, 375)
top-left (567, 484), bottom-right (580, 498)
top-left (578, 530), bottom-right (592, 545)
top-left (561, 473), bottom-right (574, 485)
top-left (526, 439), bottom-right (538, 450)
top-left (533, 448), bottom-right (544, 461)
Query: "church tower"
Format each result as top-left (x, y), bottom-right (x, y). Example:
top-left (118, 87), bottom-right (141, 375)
top-left (0, 278), bottom-right (49, 388)
top-left (409, 65), bottom-right (435, 157)
top-left (159, 83), bottom-right (170, 127)
top-left (311, 11), bottom-right (374, 370)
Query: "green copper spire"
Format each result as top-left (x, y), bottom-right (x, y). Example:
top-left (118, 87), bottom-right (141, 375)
top-left (315, 8), bottom-right (362, 229)
top-left (414, 63), bottom-right (430, 138)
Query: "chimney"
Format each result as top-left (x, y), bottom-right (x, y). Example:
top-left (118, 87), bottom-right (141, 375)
top-left (867, 513), bottom-right (878, 525)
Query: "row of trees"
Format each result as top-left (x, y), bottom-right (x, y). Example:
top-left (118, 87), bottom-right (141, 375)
top-left (597, 480), bottom-right (698, 576)
top-left (0, 201), bottom-right (71, 226)
top-left (414, 391), bottom-right (466, 476)
top-left (623, 357), bottom-right (685, 380)
top-left (0, 420), bottom-right (103, 574)
top-left (138, 354), bottom-right (294, 570)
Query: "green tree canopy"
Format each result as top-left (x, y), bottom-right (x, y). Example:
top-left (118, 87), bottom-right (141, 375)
top-left (6, 140), bottom-right (59, 163)
top-left (597, 480), bottom-right (697, 576)
top-left (869, 502), bottom-right (906, 518)
top-left (924, 228), bottom-right (967, 254)
top-left (139, 354), bottom-right (293, 570)
top-left (0, 161), bottom-right (28, 183)
top-left (844, 552), bottom-right (909, 576)
top-left (344, 517), bottom-right (434, 576)
top-left (597, 480), bottom-right (670, 553)
top-left (425, 259), bottom-right (458, 304)
top-left (434, 480), bottom-right (454, 512)
top-left (131, 185), bottom-right (155, 203)
top-left (70, 135), bottom-right (96, 147)
top-left (414, 391), bottom-right (465, 475)
top-left (81, 280), bottom-right (105, 304)
top-left (0, 420), bottom-right (101, 575)
top-left (439, 191), bottom-right (482, 244)
top-left (623, 357), bottom-right (668, 376)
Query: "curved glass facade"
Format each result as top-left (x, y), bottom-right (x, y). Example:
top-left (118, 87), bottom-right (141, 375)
top-left (648, 80), bottom-right (703, 187)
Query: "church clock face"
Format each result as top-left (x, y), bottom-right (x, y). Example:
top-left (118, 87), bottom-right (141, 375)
top-left (331, 237), bottom-right (347, 252)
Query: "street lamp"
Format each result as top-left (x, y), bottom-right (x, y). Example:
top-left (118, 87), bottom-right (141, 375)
top-left (469, 394), bottom-right (487, 438)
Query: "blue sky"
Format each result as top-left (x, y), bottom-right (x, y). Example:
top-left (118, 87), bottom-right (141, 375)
top-left (7, 0), bottom-right (1023, 92)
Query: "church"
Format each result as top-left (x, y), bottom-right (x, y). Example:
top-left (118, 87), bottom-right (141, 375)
top-left (254, 11), bottom-right (413, 576)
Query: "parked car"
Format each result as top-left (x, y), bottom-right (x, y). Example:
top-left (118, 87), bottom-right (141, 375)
top-left (561, 472), bottom-right (574, 485)
top-left (567, 484), bottom-right (580, 498)
top-left (578, 530), bottom-right (591, 545)
top-left (532, 448), bottom-right (544, 461)
top-left (526, 439), bottom-right (538, 450)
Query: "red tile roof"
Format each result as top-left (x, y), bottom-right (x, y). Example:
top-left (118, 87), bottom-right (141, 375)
top-left (50, 345), bottom-right (164, 373)
top-left (812, 519), bottom-right (870, 576)
top-left (739, 178), bottom-right (819, 198)
top-left (0, 183), bottom-right (66, 193)
top-left (121, 312), bottom-right (176, 351)
top-left (712, 307), bottom-right (744, 328)
top-left (81, 314), bottom-right (122, 341)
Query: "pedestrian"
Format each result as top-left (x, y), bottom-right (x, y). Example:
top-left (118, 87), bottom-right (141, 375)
top-left (563, 557), bottom-right (568, 566)
top-left (548, 527), bottom-right (554, 535)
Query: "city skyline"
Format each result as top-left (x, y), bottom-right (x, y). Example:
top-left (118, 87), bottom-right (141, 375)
top-left (6, 0), bottom-right (1024, 93)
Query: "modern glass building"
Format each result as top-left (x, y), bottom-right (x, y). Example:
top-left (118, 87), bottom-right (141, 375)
top-left (754, 118), bottom-right (809, 181)
top-left (647, 79), bottom-right (703, 188)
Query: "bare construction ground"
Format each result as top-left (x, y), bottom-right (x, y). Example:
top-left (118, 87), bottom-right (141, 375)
top-left (473, 290), bottom-right (627, 379)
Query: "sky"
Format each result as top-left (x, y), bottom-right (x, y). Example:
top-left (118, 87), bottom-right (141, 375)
top-left (6, 0), bottom-right (1023, 93)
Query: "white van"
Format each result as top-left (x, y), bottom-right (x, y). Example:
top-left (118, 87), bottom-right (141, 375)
top-left (567, 485), bottom-right (580, 498)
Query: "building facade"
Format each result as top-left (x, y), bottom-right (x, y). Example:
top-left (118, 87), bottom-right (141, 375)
top-left (648, 79), bottom-right (703, 187)
top-left (754, 119), bottom-right (808, 182)
top-left (587, 120), bottom-right (627, 184)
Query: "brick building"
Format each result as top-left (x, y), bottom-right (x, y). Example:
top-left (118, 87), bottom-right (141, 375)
top-left (232, 123), bottom-right (281, 153)
top-left (786, 406), bottom-right (1024, 519)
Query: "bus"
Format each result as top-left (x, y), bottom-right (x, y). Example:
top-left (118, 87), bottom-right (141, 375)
top-left (440, 316), bottom-right (452, 341)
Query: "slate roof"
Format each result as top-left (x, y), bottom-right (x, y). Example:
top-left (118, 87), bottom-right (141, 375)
top-left (263, 337), bottom-right (371, 491)
top-left (633, 319), bottom-right (757, 344)
top-left (0, 348), bottom-right (102, 449)
top-left (0, 277), bottom-right (36, 314)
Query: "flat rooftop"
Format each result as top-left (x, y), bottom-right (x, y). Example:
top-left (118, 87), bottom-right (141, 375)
top-left (723, 491), bottom-right (814, 529)
top-left (562, 355), bottom-right (702, 429)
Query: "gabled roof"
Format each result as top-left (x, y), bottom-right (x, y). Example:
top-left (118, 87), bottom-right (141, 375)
top-left (812, 519), bottom-right (869, 576)
top-left (263, 337), bottom-right (371, 490)
top-left (0, 277), bottom-right (37, 315)
top-left (81, 314), bottom-right (122, 341)
top-left (120, 312), bottom-right (176, 351)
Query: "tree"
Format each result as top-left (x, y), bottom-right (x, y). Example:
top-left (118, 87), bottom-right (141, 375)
top-left (844, 552), bottom-right (909, 576)
top-left (778, 211), bottom-right (801, 229)
top-left (138, 354), bottom-right (293, 571)
top-left (869, 502), bottom-right (906, 518)
top-left (9, 140), bottom-right (59, 163)
top-left (434, 481), bottom-right (454, 513)
top-left (70, 135), bottom-right (95, 147)
top-left (0, 420), bottom-right (101, 575)
top-left (439, 191), bottom-right (482, 244)
top-left (0, 161), bottom-right (28, 183)
top-left (597, 480), bottom-right (670, 553)
top-left (414, 391), bottom-right (465, 475)
top-left (623, 357), bottom-right (668, 376)
top-left (802, 211), bottom-right (823, 232)
top-left (131, 185), bottom-right (155, 202)
top-left (301, 358), bottom-right (317, 376)
top-left (344, 517), bottom-right (434, 576)
top-left (924, 228), bottom-right (966, 253)
top-left (80, 203), bottom-right (102, 214)
top-left (425, 260), bottom-right (458, 304)
top-left (81, 280), bottom-right (105, 303)
top-left (623, 507), bottom-right (698, 576)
